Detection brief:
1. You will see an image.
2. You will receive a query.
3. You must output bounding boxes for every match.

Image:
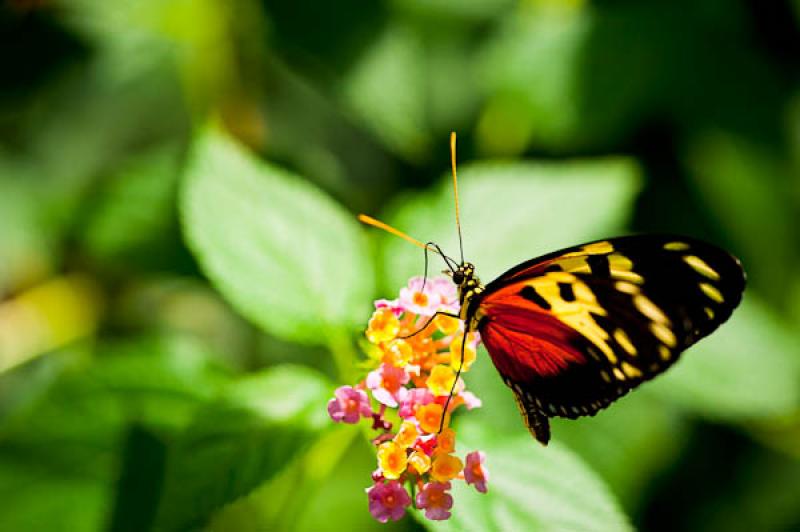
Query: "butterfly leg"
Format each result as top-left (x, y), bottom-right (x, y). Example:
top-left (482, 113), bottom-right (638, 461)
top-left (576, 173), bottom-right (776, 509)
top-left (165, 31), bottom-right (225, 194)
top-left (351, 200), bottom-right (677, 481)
top-left (438, 326), bottom-right (469, 433)
top-left (399, 311), bottom-right (461, 339)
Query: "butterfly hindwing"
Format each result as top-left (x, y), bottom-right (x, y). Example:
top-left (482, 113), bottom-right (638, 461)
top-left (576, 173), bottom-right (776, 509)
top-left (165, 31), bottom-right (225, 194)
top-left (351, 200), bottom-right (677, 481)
top-left (471, 235), bottom-right (745, 444)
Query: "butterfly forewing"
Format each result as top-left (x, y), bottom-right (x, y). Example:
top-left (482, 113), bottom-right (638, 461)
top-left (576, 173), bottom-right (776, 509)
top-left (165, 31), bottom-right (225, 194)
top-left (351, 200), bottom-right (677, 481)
top-left (472, 235), bottom-right (745, 444)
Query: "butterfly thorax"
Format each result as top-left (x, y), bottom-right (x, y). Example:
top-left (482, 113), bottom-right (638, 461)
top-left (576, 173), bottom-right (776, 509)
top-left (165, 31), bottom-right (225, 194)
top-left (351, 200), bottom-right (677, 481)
top-left (452, 262), bottom-right (484, 323)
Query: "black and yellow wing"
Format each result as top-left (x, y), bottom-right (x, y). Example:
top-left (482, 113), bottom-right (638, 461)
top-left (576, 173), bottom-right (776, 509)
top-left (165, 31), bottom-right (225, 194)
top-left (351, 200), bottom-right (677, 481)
top-left (471, 235), bottom-right (746, 444)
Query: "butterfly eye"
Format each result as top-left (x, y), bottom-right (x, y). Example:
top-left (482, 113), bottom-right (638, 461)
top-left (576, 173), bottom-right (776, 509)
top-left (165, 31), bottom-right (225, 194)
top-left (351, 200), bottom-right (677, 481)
top-left (452, 271), bottom-right (465, 285)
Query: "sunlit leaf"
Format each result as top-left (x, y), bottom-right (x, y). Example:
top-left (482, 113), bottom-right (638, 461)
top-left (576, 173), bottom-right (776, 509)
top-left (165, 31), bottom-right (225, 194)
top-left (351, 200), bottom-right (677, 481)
top-left (649, 297), bottom-right (800, 419)
top-left (153, 364), bottom-right (332, 532)
top-left (181, 128), bottom-right (374, 344)
top-left (421, 422), bottom-right (632, 532)
top-left (380, 158), bottom-right (641, 290)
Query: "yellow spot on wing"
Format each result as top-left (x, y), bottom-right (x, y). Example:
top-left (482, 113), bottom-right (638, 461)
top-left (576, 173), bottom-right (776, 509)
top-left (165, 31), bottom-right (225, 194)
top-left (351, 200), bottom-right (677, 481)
top-left (527, 275), bottom-right (616, 364)
top-left (650, 322), bottom-right (677, 348)
top-left (634, 294), bottom-right (669, 324)
top-left (683, 255), bottom-right (720, 280)
top-left (621, 361), bottom-right (642, 378)
top-left (658, 345), bottom-right (671, 360)
top-left (582, 241), bottom-right (614, 254)
top-left (615, 281), bottom-right (639, 294)
top-left (608, 254), bottom-right (644, 283)
top-left (704, 307), bottom-right (715, 319)
top-left (700, 282), bottom-right (724, 303)
top-left (612, 368), bottom-right (626, 381)
top-left (558, 257), bottom-right (592, 274)
top-left (664, 241), bottom-right (689, 251)
top-left (614, 328), bottom-right (637, 356)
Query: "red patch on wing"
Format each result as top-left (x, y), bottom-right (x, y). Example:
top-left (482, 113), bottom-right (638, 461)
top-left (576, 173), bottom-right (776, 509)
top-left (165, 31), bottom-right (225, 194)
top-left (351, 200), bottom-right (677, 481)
top-left (478, 284), bottom-right (587, 382)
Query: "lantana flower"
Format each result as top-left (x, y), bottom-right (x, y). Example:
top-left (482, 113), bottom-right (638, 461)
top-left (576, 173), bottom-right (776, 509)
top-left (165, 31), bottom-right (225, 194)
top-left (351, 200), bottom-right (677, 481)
top-left (327, 276), bottom-right (490, 523)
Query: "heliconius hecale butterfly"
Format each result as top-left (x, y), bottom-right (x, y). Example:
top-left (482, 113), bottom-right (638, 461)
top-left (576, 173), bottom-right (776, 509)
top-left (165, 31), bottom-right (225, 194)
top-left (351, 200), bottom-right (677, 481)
top-left (360, 133), bottom-right (746, 445)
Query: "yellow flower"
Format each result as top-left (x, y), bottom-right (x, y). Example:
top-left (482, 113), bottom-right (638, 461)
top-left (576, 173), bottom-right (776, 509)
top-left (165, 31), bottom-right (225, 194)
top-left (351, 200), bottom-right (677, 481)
top-left (394, 421), bottom-right (419, 448)
top-left (366, 308), bottom-right (400, 344)
top-left (383, 339), bottom-right (413, 367)
top-left (377, 441), bottom-right (408, 480)
top-left (449, 333), bottom-right (477, 372)
top-left (416, 403), bottom-right (450, 434)
top-left (435, 314), bottom-right (460, 335)
top-left (430, 453), bottom-right (463, 482)
top-left (435, 428), bottom-right (456, 454)
top-left (426, 365), bottom-right (456, 397)
top-left (408, 450), bottom-right (431, 474)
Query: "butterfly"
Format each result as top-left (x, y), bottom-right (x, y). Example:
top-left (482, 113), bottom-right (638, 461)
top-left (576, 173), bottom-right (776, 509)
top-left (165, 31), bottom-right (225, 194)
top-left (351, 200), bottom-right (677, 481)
top-left (360, 133), bottom-right (746, 445)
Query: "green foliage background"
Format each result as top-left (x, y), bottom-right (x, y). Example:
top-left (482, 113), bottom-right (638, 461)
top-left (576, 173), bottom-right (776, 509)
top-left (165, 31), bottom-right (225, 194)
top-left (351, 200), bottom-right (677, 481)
top-left (1, 0), bottom-right (799, 530)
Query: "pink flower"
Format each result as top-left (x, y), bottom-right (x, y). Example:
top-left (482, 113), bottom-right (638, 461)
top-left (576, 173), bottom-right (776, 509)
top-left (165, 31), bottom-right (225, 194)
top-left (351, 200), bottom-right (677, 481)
top-left (375, 298), bottom-right (404, 316)
top-left (366, 363), bottom-right (409, 407)
top-left (460, 391), bottom-right (483, 410)
top-left (367, 480), bottom-right (412, 523)
top-left (431, 277), bottom-right (459, 313)
top-left (398, 387), bottom-right (434, 419)
top-left (327, 386), bottom-right (372, 424)
top-left (415, 481), bottom-right (453, 520)
top-left (464, 451), bottom-right (489, 493)
top-left (399, 276), bottom-right (456, 316)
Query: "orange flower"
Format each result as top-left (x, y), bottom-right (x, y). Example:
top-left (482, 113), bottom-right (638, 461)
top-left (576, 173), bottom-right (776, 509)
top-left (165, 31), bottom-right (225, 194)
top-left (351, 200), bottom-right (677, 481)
top-left (435, 314), bottom-right (460, 335)
top-left (377, 441), bottom-right (408, 479)
top-left (408, 450), bottom-right (432, 474)
top-left (383, 339), bottom-right (413, 367)
top-left (366, 308), bottom-right (400, 344)
top-left (416, 403), bottom-right (450, 434)
top-left (394, 421), bottom-right (419, 448)
top-left (449, 333), bottom-right (477, 372)
top-left (427, 365), bottom-right (457, 397)
top-left (430, 453), bottom-right (463, 482)
top-left (435, 428), bottom-right (456, 454)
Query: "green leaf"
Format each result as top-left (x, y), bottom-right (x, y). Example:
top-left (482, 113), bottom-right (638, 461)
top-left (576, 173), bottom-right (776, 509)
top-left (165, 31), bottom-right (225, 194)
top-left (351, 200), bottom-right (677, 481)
top-left (380, 158), bottom-right (641, 290)
top-left (552, 395), bottom-right (687, 510)
top-left (153, 364), bottom-right (332, 532)
top-left (648, 297), bottom-right (800, 419)
top-left (0, 335), bottom-right (228, 532)
top-left (81, 145), bottom-right (184, 268)
top-left (422, 422), bottom-right (632, 532)
top-left (181, 128), bottom-right (374, 344)
top-left (339, 23), bottom-right (431, 160)
top-left (685, 132), bottom-right (796, 303)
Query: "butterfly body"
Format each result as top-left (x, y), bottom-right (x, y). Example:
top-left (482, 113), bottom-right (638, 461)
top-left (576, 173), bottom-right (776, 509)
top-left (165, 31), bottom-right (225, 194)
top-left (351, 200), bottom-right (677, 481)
top-left (452, 235), bottom-right (746, 445)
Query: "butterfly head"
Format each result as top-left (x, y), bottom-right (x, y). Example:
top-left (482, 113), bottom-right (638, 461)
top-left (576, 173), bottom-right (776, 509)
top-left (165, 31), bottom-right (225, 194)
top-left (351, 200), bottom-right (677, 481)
top-left (446, 262), bottom-right (474, 285)
top-left (447, 263), bottom-right (483, 311)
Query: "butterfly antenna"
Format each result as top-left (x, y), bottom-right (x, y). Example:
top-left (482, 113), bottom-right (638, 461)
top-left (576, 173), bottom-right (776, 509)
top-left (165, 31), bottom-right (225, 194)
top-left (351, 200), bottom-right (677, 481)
top-left (358, 214), bottom-right (457, 267)
top-left (450, 132), bottom-right (465, 265)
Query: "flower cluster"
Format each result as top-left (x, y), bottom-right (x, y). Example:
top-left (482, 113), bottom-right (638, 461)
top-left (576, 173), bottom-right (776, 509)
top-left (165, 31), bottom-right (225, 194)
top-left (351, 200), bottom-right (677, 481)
top-left (327, 276), bottom-right (489, 522)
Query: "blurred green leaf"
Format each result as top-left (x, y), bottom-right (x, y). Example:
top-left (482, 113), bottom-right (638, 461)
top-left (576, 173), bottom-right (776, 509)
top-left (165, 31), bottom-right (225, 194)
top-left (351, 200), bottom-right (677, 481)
top-left (553, 395), bottom-right (687, 510)
top-left (81, 145), bottom-right (184, 268)
top-left (340, 23), bottom-right (430, 160)
top-left (649, 297), bottom-right (800, 420)
top-left (380, 158), bottom-right (641, 290)
top-left (0, 335), bottom-right (228, 532)
top-left (153, 364), bottom-right (331, 532)
top-left (0, 171), bottom-right (59, 293)
top-left (685, 132), bottom-right (797, 303)
top-left (181, 128), bottom-right (374, 344)
top-left (476, 5), bottom-right (590, 153)
top-left (421, 422), bottom-right (632, 532)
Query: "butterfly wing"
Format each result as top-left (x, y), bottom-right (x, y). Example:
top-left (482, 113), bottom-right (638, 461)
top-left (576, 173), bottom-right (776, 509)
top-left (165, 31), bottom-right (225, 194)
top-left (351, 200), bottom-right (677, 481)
top-left (471, 235), bottom-right (746, 444)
